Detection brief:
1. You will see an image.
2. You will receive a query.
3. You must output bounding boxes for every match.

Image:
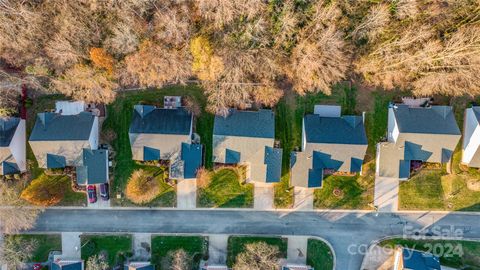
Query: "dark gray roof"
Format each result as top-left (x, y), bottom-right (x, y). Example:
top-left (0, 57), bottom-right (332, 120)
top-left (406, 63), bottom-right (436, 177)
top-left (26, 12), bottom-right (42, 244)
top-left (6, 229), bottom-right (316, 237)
top-left (47, 153), bottom-right (66, 169)
top-left (472, 106), bottom-right (480, 122)
top-left (181, 143), bottom-right (203, 179)
top-left (265, 146), bottom-right (282, 183)
top-left (2, 161), bottom-right (19, 175)
top-left (124, 264), bottom-right (155, 270)
top-left (129, 105), bottom-right (192, 135)
top-left (402, 248), bottom-right (441, 270)
top-left (76, 149), bottom-right (108, 185)
top-left (304, 114), bottom-right (367, 145)
top-left (392, 104), bottom-right (460, 135)
top-left (52, 261), bottom-right (83, 270)
top-left (0, 117), bottom-right (20, 147)
top-left (213, 109), bottom-right (275, 138)
top-left (30, 112), bottom-right (95, 141)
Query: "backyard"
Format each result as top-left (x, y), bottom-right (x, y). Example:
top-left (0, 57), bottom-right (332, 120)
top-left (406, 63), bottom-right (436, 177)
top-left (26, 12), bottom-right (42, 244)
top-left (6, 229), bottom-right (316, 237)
top-left (102, 85), bottom-right (212, 206)
top-left (81, 235), bottom-right (132, 266)
top-left (197, 168), bottom-right (254, 208)
top-left (307, 239), bottom-right (335, 270)
top-left (380, 238), bottom-right (480, 269)
top-left (226, 236), bottom-right (288, 267)
top-left (151, 235), bottom-right (208, 270)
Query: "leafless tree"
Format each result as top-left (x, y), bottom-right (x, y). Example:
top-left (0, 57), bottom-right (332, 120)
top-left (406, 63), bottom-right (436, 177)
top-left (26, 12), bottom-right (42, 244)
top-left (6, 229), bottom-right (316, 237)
top-left (352, 4), bottom-right (390, 42)
top-left (0, 236), bottom-right (38, 269)
top-left (86, 254), bottom-right (109, 270)
top-left (161, 249), bottom-right (192, 270)
top-left (233, 242), bottom-right (280, 270)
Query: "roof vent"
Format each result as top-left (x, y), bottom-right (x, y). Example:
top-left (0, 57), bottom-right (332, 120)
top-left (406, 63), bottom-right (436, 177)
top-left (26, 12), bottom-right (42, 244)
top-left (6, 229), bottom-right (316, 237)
top-left (164, 96), bottom-right (182, 109)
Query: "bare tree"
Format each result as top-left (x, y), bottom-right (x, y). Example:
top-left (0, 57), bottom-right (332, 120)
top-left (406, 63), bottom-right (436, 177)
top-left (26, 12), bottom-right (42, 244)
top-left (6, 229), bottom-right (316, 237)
top-left (0, 236), bottom-right (38, 269)
top-left (86, 254), bottom-right (109, 270)
top-left (233, 242), bottom-right (280, 270)
top-left (0, 182), bottom-right (42, 234)
top-left (352, 4), bottom-right (390, 42)
top-left (160, 249), bottom-right (192, 270)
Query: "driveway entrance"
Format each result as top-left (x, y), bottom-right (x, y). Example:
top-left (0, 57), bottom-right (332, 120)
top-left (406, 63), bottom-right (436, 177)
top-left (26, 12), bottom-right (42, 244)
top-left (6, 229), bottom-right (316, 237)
top-left (374, 177), bottom-right (399, 212)
top-left (177, 179), bottom-right (197, 209)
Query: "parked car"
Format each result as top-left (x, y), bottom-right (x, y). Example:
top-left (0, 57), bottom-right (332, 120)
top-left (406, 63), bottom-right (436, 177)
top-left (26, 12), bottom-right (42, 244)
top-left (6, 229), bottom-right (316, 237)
top-left (87, 185), bottom-right (97, 203)
top-left (100, 183), bottom-right (109, 201)
top-left (33, 264), bottom-right (42, 270)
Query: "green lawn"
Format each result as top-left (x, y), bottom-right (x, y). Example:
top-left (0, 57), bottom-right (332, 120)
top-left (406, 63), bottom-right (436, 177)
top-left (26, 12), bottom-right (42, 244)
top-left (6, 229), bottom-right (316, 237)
top-left (314, 173), bottom-right (374, 209)
top-left (151, 236), bottom-right (208, 270)
top-left (197, 168), bottom-right (254, 208)
top-left (81, 235), bottom-right (132, 266)
top-left (380, 238), bottom-right (480, 269)
top-left (399, 169), bottom-right (480, 211)
top-left (307, 239), bottom-right (334, 270)
top-left (226, 236), bottom-right (287, 267)
top-left (102, 85), bottom-right (211, 206)
top-left (6, 234), bottom-right (61, 262)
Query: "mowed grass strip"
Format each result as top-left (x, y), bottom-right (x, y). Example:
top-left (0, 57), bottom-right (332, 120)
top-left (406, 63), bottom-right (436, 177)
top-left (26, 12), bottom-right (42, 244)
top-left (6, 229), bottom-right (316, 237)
top-left (81, 235), bottom-right (132, 266)
top-left (197, 168), bottom-right (254, 208)
top-left (307, 239), bottom-right (334, 270)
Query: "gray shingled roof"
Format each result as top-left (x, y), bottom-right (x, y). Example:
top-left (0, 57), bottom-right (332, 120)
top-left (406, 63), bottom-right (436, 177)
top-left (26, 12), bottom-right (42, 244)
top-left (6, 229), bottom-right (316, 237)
top-left (30, 112), bottom-right (95, 141)
top-left (402, 248), bottom-right (441, 270)
top-left (129, 105), bottom-right (192, 135)
top-left (392, 105), bottom-right (460, 135)
top-left (76, 149), bottom-right (108, 185)
top-left (0, 117), bottom-right (20, 147)
top-left (213, 109), bottom-right (275, 138)
top-left (304, 114), bottom-right (367, 145)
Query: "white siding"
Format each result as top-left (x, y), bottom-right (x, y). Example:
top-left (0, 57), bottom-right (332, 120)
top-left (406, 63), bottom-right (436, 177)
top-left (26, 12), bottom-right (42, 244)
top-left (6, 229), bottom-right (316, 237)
top-left (88, 116), bottom-right (99, 150)
top-left (9, 120), bottom-right (26, 171)
top-left (387, 108), bottom-right (399, 143)
top-left (301, 118), bottom-right (306, 152)
top-left (462, 108), bottom-right (480, 164)
top-left (55, 101), bottom-right (86, 115)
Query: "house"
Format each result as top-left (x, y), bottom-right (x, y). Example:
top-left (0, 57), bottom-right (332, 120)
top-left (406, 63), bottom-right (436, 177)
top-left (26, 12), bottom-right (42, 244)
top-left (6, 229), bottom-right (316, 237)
top-left (212, 109), bottom-right (282, 183)
top-left (377, 104), bottom-right (461, 179)
top-left (51, 260), bottom-right (84, 270)
top-left (129, 105), bottom-right (202, 179)
top-left (124, 262), bottom-right (154, 270)
top-left (393, 248), bottom-right (441, 270)
top-left (29, 111), bottom-right (99, 169)
top-left (282, 264), bottom-right (314, 270)
top-left (200, 264), bottom-right (229, 270)
top-left (290, 105), bottom-right (367, 188)
top-left (462, 106), bottom-right (480, 168)
top-left (0, 117), bottom-right (26, 175)
top-left (75, 148), bottom-right (109, 186)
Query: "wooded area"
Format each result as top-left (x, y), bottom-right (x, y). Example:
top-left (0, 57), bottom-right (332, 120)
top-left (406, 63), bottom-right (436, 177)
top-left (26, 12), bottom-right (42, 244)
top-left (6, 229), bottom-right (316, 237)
top-left (0, 0), bottom-right (479, 113)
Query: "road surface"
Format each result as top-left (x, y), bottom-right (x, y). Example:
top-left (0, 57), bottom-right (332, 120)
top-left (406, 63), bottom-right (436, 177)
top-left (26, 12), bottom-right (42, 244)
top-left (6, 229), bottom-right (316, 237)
top-left (29, 208), bottom-right (480, 270)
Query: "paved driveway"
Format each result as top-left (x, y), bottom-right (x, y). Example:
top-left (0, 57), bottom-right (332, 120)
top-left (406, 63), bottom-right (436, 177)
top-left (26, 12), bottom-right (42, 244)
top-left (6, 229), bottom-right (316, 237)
top-left (374, 176), bottom-right (399, 212)
top-left (254, 183), bottom-right (274, 210)
top-left (59, 232), bottom-right (81, 260)
top-left (286, 236), bottom-right (308, 265)
top-left (177, 179), bottom-right (197, 209)
top-left (293, 187), bottom-right (314, 210)
top-left (133, 233), bottom-right (151, 260)
top-left (207, 234), bottom-right (228, 265)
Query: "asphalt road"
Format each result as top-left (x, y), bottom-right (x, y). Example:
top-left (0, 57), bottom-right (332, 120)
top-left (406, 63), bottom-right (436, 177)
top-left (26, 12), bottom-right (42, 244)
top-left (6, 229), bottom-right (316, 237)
top-left (29, 208), bottom-right (480, 270)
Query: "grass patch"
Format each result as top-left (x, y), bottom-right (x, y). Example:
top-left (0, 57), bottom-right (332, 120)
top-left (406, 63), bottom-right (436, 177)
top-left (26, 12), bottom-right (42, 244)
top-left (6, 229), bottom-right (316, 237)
top-left (6, 234), bottom-right (61, 262)
top-left (379, 238), bottom-right (480, 269)
top-left (102, 85), bottom-right (210, 206)
top-left (226, 236), bottom-right (287, 267)
top-left (197, 168), bottom-right (253, 208)
top-left (314, 173), bottom-right (374, 209)
top-left (151, 236), bottom-right (208, 270)
top-left (81, 235), bottom-right (132, 266)
top-left (399, 169), bottom-right (480, 211)
top-left (307, 239), bottom-right (334, 270)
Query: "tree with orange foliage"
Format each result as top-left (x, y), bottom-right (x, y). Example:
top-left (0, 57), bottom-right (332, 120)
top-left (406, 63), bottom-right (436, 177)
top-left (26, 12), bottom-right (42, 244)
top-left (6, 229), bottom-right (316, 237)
top-left (125, 169), bottom-right (161, 204)
top-left (89, 48), bottom-right (115, 74)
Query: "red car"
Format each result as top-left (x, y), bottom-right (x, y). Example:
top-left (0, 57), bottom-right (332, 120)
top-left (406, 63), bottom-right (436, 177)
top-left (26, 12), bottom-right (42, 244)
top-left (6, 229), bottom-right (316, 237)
top-left (33, 264), bottom-right (42, 270)
top-left (87, 185), bottom-right (97, 203)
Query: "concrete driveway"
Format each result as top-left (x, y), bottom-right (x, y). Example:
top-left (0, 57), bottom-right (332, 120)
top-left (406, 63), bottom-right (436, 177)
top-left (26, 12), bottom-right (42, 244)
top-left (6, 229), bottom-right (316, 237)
top-left (59, 232), bottom-right (81, 260)
top-left (133, 233), bottom-right (151, 260)
top-left (177, 179), bottom-right (197, 209)
top-left (207, 234), bottom-right (228, 265)
top-left (254, 183), bottom-right (274, 210)
top-left (374, 176), bottom-right (399, 212)
top-left (293, 187), bottom-right (314, 210)
top-left (286, 236), bottom-right (308, 265)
